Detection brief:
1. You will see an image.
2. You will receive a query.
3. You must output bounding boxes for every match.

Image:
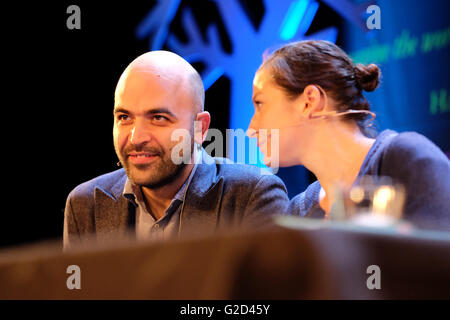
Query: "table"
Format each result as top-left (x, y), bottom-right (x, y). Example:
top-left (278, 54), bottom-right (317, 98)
top-left (1, 217), bottom-right (449, 299)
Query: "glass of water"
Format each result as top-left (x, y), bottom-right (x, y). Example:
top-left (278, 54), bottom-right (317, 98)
top-left (330, 175), bottom-right (408, 228)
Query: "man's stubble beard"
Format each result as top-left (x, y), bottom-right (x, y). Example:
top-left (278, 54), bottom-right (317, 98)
top-left (125, 153), bottom-right (187, 189)
top-left (116, 126), bottom-right (195, 190)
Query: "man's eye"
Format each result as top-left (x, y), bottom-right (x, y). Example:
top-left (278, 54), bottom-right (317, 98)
top-left (117, 114), bottom-right (130, 121)
top-left (153, 115), bottom-right (168, 122)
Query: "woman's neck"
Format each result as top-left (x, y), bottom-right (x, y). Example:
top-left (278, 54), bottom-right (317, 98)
top-left (303, 124), bottom-right (375, 213)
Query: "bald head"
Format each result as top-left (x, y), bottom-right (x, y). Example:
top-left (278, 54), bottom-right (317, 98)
top-left (115, 50), bottom-right (204, 114)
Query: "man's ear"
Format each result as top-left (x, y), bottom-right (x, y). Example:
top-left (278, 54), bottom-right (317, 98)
top-left (299, 85), bottom-right (326, 118)
top-left (194, 111), bottom-right (211, 144)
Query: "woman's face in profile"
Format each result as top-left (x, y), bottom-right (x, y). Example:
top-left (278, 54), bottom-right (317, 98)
top-left (248, 68), bottom-right (306, 167)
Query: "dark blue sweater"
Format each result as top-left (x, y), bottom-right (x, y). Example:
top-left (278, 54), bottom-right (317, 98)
top-left (289, 130), bottom-right (450, 231)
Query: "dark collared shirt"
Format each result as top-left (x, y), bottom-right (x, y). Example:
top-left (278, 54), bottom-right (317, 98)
top-left (123, 164), bottom-right (197, 241)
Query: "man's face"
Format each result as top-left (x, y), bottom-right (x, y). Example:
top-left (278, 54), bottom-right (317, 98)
top-left (113, 69), bottom-right (195, 188)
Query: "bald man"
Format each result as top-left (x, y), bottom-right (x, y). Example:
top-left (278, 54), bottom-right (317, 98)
top-left (63, 51), bottom-right (289, 250)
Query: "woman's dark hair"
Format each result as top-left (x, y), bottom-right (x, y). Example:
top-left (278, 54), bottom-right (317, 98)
top-left (260, 40), bottom-right (381, 136)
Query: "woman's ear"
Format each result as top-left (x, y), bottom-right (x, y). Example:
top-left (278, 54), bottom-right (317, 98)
top-left (299, 85), bottom-right (326, 118)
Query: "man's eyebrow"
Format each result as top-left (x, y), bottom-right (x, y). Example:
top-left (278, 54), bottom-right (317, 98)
top-left (113, 106), bottom-right (177, 119)
top-left (113, 107), bottom-right (130, 114)
top-left (145, 107), bottom-right (177, 119)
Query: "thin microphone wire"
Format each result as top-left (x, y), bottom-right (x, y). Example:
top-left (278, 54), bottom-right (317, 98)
top-left (282, 85), bottom-right (376, 128)
top-left (247, 109), bottom-right (376, 138)
top-left (285, 109), bottom-right (376, 128)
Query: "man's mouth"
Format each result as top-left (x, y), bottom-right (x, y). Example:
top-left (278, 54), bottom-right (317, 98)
top-left (127, 152), bottom-right (159, 165)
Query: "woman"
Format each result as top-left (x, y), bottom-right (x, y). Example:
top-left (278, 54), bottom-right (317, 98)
top-left (248, 40), bottom-right (450, 230)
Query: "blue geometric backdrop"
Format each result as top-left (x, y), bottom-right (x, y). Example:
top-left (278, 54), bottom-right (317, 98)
top-left (135, 0), bottom-right (450, 197)
top-left (343, 0), bottom-right (450, 154)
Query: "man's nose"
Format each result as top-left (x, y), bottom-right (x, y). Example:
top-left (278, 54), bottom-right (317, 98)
top-left (130, 120), bottom-right (152, 146)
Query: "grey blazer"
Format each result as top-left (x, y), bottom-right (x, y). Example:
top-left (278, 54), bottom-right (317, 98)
top-left (63, 152), bottom-right (289, 249)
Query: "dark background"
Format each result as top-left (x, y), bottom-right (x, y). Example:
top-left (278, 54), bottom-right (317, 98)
top-left (2, 1), bottom-right (449, 248)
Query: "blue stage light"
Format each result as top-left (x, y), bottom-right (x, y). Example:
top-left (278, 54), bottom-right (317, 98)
top-left (280, 0), bottom-right (310, 40)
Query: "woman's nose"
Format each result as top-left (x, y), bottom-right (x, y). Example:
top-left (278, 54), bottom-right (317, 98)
top-left (247, 115), bottom-right (258, 138)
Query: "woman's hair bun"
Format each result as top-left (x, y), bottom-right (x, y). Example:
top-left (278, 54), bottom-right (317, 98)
top-left (354, 63), bottom-right (381, 92)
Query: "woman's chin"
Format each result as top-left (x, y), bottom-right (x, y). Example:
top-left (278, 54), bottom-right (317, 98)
top-left (262, 157), bottom-right (280, 169)
top-left (263, 159), bottom-right (273, 168)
